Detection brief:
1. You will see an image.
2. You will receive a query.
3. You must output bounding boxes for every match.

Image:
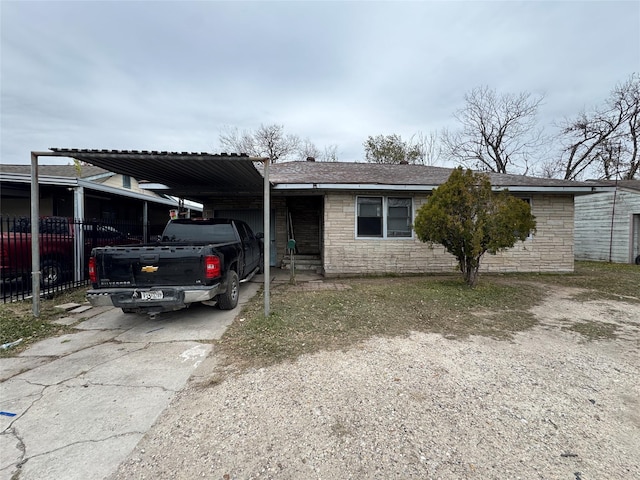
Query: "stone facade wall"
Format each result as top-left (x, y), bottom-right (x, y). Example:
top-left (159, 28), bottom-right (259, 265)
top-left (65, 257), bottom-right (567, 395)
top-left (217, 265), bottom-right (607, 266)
top-left (323, 192), bottom-right (574, 276)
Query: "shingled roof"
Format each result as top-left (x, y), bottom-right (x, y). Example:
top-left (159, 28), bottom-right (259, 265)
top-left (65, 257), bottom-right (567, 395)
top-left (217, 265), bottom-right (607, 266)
top-left (0, 164), bottom-right (109, 179)
top-left (584, 179), bottom-right (640, 192)
top-left (267, 161), bottom-right (609, 192)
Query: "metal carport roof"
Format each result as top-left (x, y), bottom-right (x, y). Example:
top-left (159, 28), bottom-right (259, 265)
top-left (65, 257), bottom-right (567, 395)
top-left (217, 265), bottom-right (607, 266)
top-left (50, 148), bottom-right (268, 201)
top-left (28, 148), bottom-right (273, 317)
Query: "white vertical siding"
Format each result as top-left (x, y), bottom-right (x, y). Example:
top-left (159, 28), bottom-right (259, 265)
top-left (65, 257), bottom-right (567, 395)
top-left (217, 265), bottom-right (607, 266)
top-left (575, 190), bottom-right (640, 263)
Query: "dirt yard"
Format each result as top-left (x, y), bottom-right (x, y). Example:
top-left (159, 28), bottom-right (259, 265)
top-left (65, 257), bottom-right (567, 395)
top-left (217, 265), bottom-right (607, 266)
top-left (112, 286), bottom-right (640, 480)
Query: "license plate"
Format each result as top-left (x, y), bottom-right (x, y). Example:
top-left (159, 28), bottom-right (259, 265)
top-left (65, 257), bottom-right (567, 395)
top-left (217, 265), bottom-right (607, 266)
top-left (140, 290), bottom-right (163, 301)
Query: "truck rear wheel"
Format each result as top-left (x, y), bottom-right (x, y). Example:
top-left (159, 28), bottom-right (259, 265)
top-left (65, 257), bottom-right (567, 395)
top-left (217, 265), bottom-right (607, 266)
top-left (218, 270), bottom-right (239, 310)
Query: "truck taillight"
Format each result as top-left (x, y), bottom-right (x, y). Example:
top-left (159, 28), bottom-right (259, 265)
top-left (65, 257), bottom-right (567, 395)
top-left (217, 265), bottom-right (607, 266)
top-left (205, 255), bottom-right (221, 279)
top-left (88, 256), bottom-right (97, 283)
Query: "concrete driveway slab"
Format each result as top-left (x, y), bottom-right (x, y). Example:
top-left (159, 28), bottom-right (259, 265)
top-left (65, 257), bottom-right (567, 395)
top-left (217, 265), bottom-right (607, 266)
top-left (0, 356), bottom-right (54, 382)
top-left (63, 341), bottom-right (211, 390)
top-left (0, 430), bottom-right (22, 475)
top-left (20, 433), bottom-right (140, 480)
top-left (16, 342), bottom-right (148, 386)
top-left (18, 433), bottom-right (141, 480)
top-left (0, 280), bottom-right (262, 480)
top-left (15, 382), bottom-right (173, 458)
top-left (17, 330), bottom-right (124, 358)
top-left (0, 378), bottom-right (44, 432)
top-left (113, 305), bottom-right (237, 343)
top-left (73, 308), bottom-right (148, 331)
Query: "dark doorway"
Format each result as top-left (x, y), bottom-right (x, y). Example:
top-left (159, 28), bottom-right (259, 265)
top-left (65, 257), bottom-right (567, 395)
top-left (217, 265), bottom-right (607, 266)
top-left (286, 196), bottom-right (322, 255)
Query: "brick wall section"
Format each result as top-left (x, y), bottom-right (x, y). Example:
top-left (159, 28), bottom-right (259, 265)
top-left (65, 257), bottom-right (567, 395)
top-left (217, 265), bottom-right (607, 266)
top-left (323, 192), bottom-right (574, 276)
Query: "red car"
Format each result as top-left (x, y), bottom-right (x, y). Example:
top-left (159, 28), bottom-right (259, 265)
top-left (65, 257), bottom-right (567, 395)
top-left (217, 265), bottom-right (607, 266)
top-left (1, 217), bottom-right (140, 287)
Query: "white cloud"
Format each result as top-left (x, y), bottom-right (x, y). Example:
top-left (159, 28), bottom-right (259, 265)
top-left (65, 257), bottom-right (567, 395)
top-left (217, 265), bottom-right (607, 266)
top-left (1, 0), bottom-right (638, 166)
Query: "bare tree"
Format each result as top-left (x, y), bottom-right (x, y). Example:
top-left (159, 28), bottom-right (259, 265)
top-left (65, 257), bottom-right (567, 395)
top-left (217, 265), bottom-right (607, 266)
top-left (558, 73), bottom-right (639, 180)
top-left (363, 133), bottom-right (430, 164)
top-left (219, 124), bottom-right (300, 162)
top-left (410, 131), bottom-right (442, 166)
top-left (296, 140), bottom-right (341, 162)
top-left (297, 138), bottom-right (322, 161)
top-left (322, 144), bottom-right (339, 162)
top-left (442, 86), bottom-right (544, 174)
top-left (537, 159), bottom-right (563, 179)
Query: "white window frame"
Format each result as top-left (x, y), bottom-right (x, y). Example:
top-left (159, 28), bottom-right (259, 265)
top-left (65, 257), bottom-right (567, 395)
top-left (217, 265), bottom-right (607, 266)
top-left (355, 195), bottom-right (414, 239)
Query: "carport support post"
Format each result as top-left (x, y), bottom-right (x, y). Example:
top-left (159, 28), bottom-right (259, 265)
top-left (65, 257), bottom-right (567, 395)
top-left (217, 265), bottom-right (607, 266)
top-left (30, 152), bottom-right (41, 317)
top-left (263, 157), bottom-right (271, 316)
top-left (73, 185), bottom-right (85, 282)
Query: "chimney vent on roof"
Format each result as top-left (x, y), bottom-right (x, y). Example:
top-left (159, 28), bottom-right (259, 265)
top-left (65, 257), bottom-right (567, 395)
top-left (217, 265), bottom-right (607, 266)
top-left (306, 157), bottom-right (316, 162)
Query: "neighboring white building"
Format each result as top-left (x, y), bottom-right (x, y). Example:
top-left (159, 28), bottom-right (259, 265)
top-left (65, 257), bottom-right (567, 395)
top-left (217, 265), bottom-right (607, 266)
top-left (0, 164), bottom-right (202, 238)
top-left (575, 180), bottom-right (640, 264)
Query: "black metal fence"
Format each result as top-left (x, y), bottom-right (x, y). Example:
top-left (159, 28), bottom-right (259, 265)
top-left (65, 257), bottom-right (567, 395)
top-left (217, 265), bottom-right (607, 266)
top-left (1, 216), bottom-right (155, 303)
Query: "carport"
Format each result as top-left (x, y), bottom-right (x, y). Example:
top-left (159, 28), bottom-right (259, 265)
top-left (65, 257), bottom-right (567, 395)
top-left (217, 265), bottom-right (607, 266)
top-left (28, 148), bottom-right (273, 316)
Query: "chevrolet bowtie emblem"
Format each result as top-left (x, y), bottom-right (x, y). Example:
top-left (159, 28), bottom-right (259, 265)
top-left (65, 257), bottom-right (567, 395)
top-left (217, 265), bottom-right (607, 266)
top-left (141, 265), bottom-right (159, 273)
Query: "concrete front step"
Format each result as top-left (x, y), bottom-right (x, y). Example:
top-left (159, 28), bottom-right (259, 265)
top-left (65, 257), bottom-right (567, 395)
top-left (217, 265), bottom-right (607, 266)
top-left (281, 256), bottom-right (323, 273)
top-left (282, 254), bottom-right (321, 260)
top-left (282, 264), bottom-right (323, 272)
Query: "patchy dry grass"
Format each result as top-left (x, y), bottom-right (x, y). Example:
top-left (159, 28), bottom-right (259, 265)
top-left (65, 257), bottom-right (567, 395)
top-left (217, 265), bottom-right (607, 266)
top-left (563, 320), bottom-right (620, 341)
top-left (527, 261), bottom-right (640, 303)
top-left (0, 287), bottom-right (88, 356)
top-left (219, 277), bottom-right (542, 370)
top-left (218, 261), bottom-right (639, 370)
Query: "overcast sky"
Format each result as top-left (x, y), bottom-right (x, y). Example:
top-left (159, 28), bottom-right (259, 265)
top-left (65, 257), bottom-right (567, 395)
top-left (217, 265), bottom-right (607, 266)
top-left (1, 0), bottom-right (638, 167)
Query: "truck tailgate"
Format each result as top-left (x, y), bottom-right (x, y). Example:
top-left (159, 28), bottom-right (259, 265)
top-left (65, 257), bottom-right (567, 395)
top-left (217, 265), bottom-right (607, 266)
top-left (95, 245), bottom-right (211, 287)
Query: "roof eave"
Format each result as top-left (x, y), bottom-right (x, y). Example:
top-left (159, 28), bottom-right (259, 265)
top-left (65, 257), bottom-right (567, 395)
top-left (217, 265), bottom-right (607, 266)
top-left (0, 172), bottom-right (78, 187)
top-left (271, 183), bottom-right (616, 194)
top-left (76, 179), bottom-right (183, 207)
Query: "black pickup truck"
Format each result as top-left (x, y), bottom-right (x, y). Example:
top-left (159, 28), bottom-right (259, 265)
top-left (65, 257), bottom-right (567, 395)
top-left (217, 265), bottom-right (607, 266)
top-left (86, 218), bottom-right (262, 316)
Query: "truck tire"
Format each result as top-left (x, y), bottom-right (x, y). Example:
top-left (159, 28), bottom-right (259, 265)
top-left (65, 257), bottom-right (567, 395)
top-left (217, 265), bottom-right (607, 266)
top-left (636, 255), bottom-right (640, 265)
top-left (218, 270), bottom-right (239, 310)
top-left (41, 259), bottom-right (63, 287)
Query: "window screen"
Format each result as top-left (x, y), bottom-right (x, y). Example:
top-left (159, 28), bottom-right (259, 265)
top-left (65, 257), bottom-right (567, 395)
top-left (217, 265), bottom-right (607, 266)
top-left (357, 197), bottom-right (383, 237)
top-left (387, 198), bottom-right (412, 237)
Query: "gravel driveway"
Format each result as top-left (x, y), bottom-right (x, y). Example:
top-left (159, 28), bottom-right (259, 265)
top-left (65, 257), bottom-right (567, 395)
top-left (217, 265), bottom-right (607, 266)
top-left (112, 287), bottom-right (640, 480)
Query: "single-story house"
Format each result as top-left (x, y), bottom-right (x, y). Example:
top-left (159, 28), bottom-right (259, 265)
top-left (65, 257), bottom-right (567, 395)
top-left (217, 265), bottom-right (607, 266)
top-left (204, 160), bottom-right (612, 276)
top-left (574, 180), bottom-right (640, 264)
top-left (0, 163), bottom-right (201, 238)
top-left (41, 149), bottom-right (613, 276)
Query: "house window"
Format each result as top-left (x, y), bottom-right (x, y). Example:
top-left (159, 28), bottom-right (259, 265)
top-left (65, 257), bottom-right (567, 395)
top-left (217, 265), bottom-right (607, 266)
top-left (357, 197), bottom-right (383, 237)
top-left (356, 196), bottom-right (413, 239)
top-left (387, 198), bottom-right (412, 237)
top-left (122, 175), bottom-right (131, 189)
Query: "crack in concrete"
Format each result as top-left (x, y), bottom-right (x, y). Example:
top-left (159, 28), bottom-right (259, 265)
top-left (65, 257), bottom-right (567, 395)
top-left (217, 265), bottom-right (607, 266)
top-left (4, 430), bottom-right (145, 479)
top-left (1, 383), bottom-right (46, 433)
top-left (0, 426), bottom-right (27, 469)
top-left (74, 380), bottom-right (177, 392)
top-left (34, 430), bottom-right (146, 459)
top-left (19, 341), bottom-right (150, 387)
